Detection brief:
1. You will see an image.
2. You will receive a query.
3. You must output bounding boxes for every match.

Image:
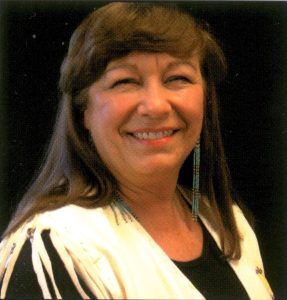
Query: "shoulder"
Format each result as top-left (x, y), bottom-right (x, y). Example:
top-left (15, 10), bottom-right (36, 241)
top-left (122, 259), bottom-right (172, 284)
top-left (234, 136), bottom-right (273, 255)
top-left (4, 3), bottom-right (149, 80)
top-left (199, 198), bottom-right (263, 265)
top-left (232, 205), bottom-right (258, 248)
top-left (0, 205), bottom-right (106, 299)
top-left (0, 230), bottom-right (88, 299)
top-left (232, 205), bottom-right (264, 264)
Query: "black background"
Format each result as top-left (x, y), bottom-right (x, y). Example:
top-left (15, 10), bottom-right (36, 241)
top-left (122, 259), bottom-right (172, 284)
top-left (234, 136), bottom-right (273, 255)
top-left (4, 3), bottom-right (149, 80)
top-left (0, 1), bottom-right (286, 298)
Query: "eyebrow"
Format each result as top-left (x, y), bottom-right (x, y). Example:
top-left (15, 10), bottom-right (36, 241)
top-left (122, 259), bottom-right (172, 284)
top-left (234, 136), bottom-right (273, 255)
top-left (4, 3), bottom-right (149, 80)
top-left (104, 64), bottom-right (137, 74)
top-left (104, 58), bottom-right (199, 75)
top-left (165, 60), bottom-right (199, 72)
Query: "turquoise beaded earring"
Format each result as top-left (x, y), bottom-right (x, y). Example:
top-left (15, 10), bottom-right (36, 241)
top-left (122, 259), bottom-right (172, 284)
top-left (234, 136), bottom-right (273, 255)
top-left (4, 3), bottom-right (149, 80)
top-left (192, 139), bottom-right (201, 221)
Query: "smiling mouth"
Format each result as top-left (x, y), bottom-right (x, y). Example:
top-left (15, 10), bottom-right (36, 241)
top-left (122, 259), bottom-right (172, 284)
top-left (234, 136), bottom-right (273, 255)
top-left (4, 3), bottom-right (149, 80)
top-left (130, 130), bottom-right (177, 140)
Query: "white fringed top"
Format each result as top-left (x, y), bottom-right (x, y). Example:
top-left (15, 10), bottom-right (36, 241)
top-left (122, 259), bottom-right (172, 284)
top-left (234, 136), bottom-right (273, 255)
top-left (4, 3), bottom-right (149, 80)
top-left (0, 197), bottom-right (273, 299)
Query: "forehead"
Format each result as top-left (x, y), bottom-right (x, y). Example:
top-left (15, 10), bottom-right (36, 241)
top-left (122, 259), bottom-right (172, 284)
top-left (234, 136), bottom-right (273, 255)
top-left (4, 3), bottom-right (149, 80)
top-left (105, 51), bottom-right (201, 73)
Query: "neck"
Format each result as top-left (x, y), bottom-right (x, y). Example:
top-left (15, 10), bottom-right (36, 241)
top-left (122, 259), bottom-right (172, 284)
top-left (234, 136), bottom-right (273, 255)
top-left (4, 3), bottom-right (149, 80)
top-left (117, 179), bottom-right (187, 227)
top-left (119, 171), bottom-right (178, 202)
top-left (115, 175), bottom-right (202, 262)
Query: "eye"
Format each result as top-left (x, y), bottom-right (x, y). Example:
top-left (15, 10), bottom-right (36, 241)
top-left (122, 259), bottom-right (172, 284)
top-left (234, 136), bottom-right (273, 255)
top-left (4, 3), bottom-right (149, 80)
top-left (165, 75), bottom-right (192, 84)
top-left (111, 78), bottom-right (139, 88)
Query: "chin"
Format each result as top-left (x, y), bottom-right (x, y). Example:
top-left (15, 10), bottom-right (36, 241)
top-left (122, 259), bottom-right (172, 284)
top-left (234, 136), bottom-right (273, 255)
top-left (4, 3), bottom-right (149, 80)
top-left (132, 158), bottom-right (183, 177)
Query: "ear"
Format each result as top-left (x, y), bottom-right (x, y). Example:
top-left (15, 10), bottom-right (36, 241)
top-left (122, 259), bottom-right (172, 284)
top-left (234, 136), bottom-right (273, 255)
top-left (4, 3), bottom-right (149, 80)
top-left (83, 109), bottom-right (91, 130)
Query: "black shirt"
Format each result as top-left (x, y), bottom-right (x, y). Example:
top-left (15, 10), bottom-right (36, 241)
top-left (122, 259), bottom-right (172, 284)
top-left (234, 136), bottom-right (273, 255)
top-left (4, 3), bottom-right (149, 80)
top-left (173, 224), bottom-right (249, 299)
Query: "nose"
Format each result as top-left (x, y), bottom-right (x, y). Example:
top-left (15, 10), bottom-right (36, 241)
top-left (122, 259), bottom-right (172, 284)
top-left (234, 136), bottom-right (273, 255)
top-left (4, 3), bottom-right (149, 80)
top-left (137, 81), bottom-right (172, 118)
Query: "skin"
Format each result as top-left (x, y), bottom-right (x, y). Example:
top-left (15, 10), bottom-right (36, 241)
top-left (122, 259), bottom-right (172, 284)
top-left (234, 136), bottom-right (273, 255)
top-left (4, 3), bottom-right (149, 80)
top-left (84, 52), bottom-right (204, 261)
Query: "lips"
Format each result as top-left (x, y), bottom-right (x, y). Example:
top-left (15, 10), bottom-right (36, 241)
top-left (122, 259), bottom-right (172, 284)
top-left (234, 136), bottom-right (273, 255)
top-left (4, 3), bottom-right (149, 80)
top-left (132, 130), bottom-right (175, 140)
top-left (127, 128), bottom-right (179, 141)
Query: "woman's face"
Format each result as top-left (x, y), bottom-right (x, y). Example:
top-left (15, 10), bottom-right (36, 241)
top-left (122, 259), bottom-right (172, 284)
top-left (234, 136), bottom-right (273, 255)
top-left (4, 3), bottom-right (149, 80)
top-left (84, 52), bottom-right (204, 183)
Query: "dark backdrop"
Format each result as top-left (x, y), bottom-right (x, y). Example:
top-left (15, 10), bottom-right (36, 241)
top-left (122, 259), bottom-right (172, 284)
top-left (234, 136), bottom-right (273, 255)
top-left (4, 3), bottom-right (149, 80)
top-left (0, 1), bottom-right (286, 298)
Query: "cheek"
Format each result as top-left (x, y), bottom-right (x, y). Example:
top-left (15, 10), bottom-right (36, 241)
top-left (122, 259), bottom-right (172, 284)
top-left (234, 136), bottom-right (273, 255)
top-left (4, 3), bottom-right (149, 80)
top-left (84, 100), bottom-right (126, 141)
top-left (95, 96), bottom-right (138, 131)
top-left (84, 107), bottom-right (107, 143)
top-left (181, 88), bottom-right (204, 122)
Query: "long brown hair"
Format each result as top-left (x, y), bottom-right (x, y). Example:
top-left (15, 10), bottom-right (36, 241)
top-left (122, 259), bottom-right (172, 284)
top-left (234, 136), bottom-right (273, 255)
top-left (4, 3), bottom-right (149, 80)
top-left (3, 3), bottom-right (242, 259)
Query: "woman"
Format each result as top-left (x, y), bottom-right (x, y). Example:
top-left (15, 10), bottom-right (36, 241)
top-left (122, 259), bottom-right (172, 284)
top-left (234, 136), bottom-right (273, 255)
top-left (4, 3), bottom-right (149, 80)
top-left (0, 2), bottom-right (273, 299)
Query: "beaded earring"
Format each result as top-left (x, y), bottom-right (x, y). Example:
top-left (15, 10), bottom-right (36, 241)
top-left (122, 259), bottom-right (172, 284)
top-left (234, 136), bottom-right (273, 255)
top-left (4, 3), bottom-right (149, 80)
top-left (192, 139), bottom-right (201, 221)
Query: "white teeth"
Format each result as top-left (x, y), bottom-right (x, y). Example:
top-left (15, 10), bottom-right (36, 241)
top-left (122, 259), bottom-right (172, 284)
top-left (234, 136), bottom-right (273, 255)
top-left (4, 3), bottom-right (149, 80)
top-left (133, 130), bottom-right (174, 140)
